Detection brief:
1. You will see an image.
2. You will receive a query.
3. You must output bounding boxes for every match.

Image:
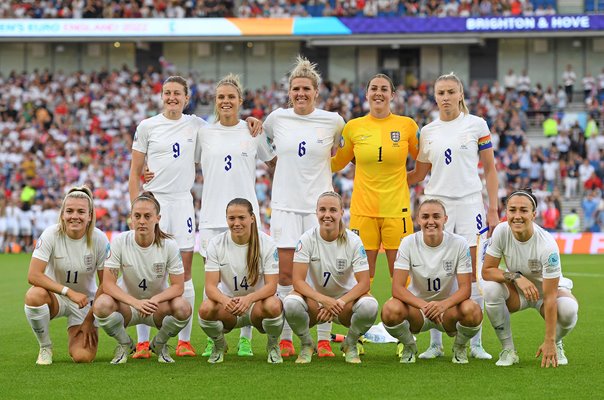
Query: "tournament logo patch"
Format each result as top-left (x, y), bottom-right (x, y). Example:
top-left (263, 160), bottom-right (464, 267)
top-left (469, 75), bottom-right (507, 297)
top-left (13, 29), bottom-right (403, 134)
top-left (273, 249), bottom-right (279, 262)
top-left (336, 259), bottom-right (347, 272)
top-left (528, 259), bottom-right (542, 274)
top-left (442, 260), bottom-right (454, 275)
top-left (295, 240), bottom-right (303, 253)
top-left (339, 135), bottom-right (345, 148)
top-left (105, 243), bottom-right (111, 258)
top-left (360, 245), bottom-right (367, 258)
top-left (35, 238), bottom-right (43, 249)
top-left (390, 131), bottom-right (400, 143)
top-left (84, 254), bottom-right (94, 271)
top-left (547, 253), bottom-right (559, 267)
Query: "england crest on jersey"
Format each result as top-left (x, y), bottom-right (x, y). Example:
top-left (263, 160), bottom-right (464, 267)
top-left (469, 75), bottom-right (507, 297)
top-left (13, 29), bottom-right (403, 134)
top-left (84, 254), bottom-right (94, 271)
top-left (336, 259), bottom-right (347, 274)
top-left (442, 260), bottom-right (454, 275)
top-left (390, 131), bottom-right (400, 142)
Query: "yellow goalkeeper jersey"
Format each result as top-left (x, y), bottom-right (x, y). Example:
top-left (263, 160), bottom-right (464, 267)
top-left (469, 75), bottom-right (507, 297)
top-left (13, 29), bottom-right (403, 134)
top-left (332, 113), bottom-right (419, 218)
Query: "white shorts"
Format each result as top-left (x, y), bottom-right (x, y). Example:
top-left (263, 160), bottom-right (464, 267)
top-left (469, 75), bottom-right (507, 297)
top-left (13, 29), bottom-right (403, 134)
top-left (154, 192), bottom-right (195, 251)
top-left (198, 227), bottom-right (228, 257)
top-left (270, 209), bottom-right (318, 248)
top-left (6, 218), bottom-right (19, 236)
top-left (52, 292), bottom-right (94, 328)
top-left (20, 224), bottom-right (33, 236)
top-left (126, 305), bottom-right (159, 328)
top-left (426, 192), bottom-right (486, 247)
top-left (0, 217), bottom-right (6, 233)
top-left (516, 277), bottom-right (574, 311)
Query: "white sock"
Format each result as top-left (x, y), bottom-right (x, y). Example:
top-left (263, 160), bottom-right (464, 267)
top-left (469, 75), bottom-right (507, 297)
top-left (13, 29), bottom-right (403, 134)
top-left (136, 324), bottom-right (151, 343)
top-left (95, 312), bottom-right (131, 345)
top-left (178, 279), bottom-right (195, 342)
top-left (429, 329), bottom-right (443, 347)
top-left (454, 321), bottom-right (481, 346)
top-left (556, 296), bottom-right (579, 342)
top-left (483, 280), bottom-right (514, 350)
top-left (384, 320), bottom-right (415, 346)
top-left (283, 294), bottom-right (312, 346)
top-left (156, 315), bottom-right (189, 345)
top-left (262, 313), bottom-right (285, 345)
top-left (470, 282), bottom-right (485, 348)
top-left (24, 304), bottom-right (52, 348)
top-left (198, 318), bottom-right (224, 340)
top-left (317, 322), bottom-right (332, 342)
top-left (277, 284), bottom-right (293, 341)
top-left (240, 325), bottom-right (253, 340)
top-left (346, 297), bottom-right (378, 347)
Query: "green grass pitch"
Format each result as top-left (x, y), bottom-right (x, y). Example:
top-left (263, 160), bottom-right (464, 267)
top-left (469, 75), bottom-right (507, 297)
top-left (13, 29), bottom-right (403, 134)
top-left (1, 253), bottom-right (602, 399)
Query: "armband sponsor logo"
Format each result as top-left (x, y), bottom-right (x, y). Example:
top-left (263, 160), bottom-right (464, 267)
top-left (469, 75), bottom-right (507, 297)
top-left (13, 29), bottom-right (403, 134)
top-left (528, 259), bottom-right (542, 274)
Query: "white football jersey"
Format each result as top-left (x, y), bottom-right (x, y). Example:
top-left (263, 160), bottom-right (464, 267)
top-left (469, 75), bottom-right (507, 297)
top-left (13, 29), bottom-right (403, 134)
top-left (32, 224), bottom-right (109, 300)
top-left (394, 231), bottom-right (472, 301)
top-left (204, 231), bottom-right (278, 297)
top-left (417, 113), bottom-right (490, 198)
top-left (105, 231), bottom-right (184, 299)
top-left (132, 113), bottom-right (206, 194)
top-left (264, 108), bottom-right (345, 213)
top-left (196, 121), bottom-right (275, 229)
top-left (293, 227), bottom-right (369, 298)
top-left (486, 222), bottom-right (562, 297)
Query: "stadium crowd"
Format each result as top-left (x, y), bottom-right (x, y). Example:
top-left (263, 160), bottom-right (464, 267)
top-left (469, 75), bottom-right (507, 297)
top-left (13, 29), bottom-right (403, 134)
top-left (1, 64), bottom-right (603, 253)
top-left (0, 0), bottom-right (557, 19)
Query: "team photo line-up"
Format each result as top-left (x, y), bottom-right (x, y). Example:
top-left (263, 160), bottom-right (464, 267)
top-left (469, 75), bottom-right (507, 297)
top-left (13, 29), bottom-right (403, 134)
top-left (23, 56), bottom-right (578, 368)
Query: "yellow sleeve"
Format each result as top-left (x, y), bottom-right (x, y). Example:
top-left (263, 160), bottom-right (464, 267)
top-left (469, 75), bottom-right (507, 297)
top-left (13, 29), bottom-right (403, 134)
top-left (331, 122), bottom-right (355, 172)
top-left (408, 119), bottom-right (420, 160)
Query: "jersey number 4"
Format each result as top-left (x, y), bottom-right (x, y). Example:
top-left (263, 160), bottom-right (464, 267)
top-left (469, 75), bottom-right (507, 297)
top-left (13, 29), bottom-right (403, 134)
top-left (233, 276), bottom-right (250, 291)
top-left (139, 279), bottom-right (147, 291)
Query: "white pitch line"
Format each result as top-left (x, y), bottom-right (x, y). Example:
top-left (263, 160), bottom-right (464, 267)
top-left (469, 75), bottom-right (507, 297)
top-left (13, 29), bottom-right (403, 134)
top-left (564, 272), bottom-right (604, 278)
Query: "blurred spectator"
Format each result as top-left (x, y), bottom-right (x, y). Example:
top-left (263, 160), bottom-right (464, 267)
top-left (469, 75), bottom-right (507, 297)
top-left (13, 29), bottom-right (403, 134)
top-left (582, 190), bottom-right (601, 231)
top-left (541, 199), bottom-right (560, 232)
top-left (562, 208), bottom-right (580, 233)
top-left (562, 64), bottom-right (577, 103)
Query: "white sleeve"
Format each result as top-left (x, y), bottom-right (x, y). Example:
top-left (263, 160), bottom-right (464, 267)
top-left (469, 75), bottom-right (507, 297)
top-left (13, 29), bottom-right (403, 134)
top-left (351, 235), bottom-right (369, 273)
top-left (194, 128), bottom-right (203, 163)
top-left (293, 233), bottom-right (311, 264)
top-left (541, 246), bottom-right (562, 279)
top-left (95, 232), bottom-right (110, 271)
top-left (456, 239), bottom-right (472, 275)
top-left (394, 236), bottom-right (412, 270)
top-left (32, 227), bottom-right (55, 263)
top-left (132, 121), bottom-right (149, 154)
top-left (256, 132), bottom-right (276, 162)
top-left (204, 239), bottom-right (220, 272)
top-left (105, 235), bottom-right (123, 269)
top-left (261, 237), bottom-right (279, 275)
top-left (263, 112), bottom-right (275, 141)
top-left (485, 223), bottom-right (505, 259)
top-left (166, 240), bottom-right (184, 275)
